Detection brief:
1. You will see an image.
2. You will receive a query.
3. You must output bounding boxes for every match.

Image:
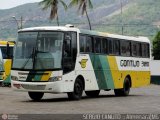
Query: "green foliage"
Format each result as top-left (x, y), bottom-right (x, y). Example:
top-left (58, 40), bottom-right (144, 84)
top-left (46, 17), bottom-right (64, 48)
top-left (39, 0), bottom-right (67, 25)
top-left (152, 31), bottom-right (160, 60)
top-left (69, 0), bottom-right (93, 30)
top-left (0, 0), bottom-right (160, 40)
top-left (95, 0), bottom-right (160, 39)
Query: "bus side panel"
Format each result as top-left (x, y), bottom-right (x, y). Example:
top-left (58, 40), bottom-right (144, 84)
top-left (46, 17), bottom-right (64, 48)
top-left (115, 56), bottom-right (150, 88)
top-left (107, 56), bottom-right (124, 89)
top-left (75, 54), bottom-right (99, 91)
top-left (89, 54), bottom-right (115, 90)
top-left (78, 55), bottom-right (150, 90)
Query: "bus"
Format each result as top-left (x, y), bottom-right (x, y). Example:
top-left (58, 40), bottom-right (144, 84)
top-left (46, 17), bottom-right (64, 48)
top-left (0, 41), bottom-right (14, 86)
top-left (0, 48), bottom-right (5, 84)
top-left (11, 25), bottom-right (151, 101)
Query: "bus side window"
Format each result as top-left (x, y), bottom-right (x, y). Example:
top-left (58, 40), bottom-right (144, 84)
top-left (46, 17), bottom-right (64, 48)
top-left (86, 36), bottom-right (92, 53)
top-left (113, 39), bottom-right (120, 55)
top-left (101, 38), bottom-right (108, 54)
top-left (79, 35), bottom-right (92, 53)
top-left (94, 37), bottom-right (101, 53)
top-left (147, 43), bottom-right (150, 58)
top-left (132, 42), bottom-right (137, 57)
top-left (79, 35), bottom-right (86, 53)
top-left (108, 39), bottom-right (113, 54)
top-left (137, 43), bottom-right (142, 57)
top-left (121, 40), bottom-right (131, 57)
top-left (142, 43), bottom-right (150, 58)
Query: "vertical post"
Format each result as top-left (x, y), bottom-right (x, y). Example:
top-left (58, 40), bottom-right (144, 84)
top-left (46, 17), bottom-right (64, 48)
top-left (20, 16), bottom-right (23, 29)
top-left (121, 0), bottom-right (124, 35)
top-left (12, 16), bottom-right (19, 30)
top-left (12, 16), bottom-right (23, 30)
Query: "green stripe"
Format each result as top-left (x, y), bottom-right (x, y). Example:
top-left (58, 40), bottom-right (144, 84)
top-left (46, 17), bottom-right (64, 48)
top-left (34, 72), bottom-right (43, 81)
top-left (90, 54), bottom-right (114, 89)
top-left (3, 74), bottom-right (11, 84)
top-left (26, 71), bottom-right (43, 82)
top-left (102, 56), bottom-right (114, 89)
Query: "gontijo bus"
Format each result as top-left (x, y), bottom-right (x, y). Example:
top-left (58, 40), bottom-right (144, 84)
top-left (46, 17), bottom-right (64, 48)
top-left (11, 25), bottom-right (150, 101)
top-left (0, 48), bottom-right (5, 83)
top-left (0, 41), bottom-right (14, 86)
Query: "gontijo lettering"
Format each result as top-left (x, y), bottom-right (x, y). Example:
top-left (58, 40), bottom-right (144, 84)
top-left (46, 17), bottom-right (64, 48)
top-left (120, 60), bottom-right (140, 67)
top-left (120, 60), bottom-right (149, 67)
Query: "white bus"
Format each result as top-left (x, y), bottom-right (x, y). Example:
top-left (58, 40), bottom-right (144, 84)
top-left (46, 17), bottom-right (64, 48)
top-left (0, 48), bottom-right (5, 83)
top-left (11, 25), bottom-right (151, 101)
top-left (0, 41), bottom-right (14, 86)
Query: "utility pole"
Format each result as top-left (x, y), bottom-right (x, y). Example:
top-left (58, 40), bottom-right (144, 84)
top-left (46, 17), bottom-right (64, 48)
top-left (12, 16), bottom-right (23, 30)
top-left (20, 16), bottom-right (23, 29)
top-left (121, 0), bottom-right (124, 35)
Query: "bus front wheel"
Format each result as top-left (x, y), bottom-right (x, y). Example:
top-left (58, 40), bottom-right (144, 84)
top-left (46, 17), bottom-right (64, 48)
top-left (67, 78), bottom-right (83, 100)
top-left (28, 92), bottom-right (44, 101)
top-left (114, 77), bottom-right (131, 96)
top-left (85, 90), bottom-right (100, 97)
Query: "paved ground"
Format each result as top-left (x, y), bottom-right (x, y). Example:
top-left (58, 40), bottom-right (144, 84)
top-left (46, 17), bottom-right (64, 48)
top-left (0, 84), bottom-right (160, 115)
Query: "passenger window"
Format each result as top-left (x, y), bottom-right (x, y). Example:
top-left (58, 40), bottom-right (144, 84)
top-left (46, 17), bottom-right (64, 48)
top-left (101, 39), bottom-right (108, 54)
top-left (132, 42), bottom-right (142, 57)
top-left (79, 35), bottom-right (86, 52)
top-left (79, 35), bottom-right (92, 53)
top-left (108, 39), bottom-right (113, 54)
top-left (142, 43), bottom-right (150, 58)
top-left (94, 38), bottom-right (101, 53)
top-left (86, 37), bottom-right (92, 53)
top-left (121, 40), bottom-right (131, 57)
top-left (113, 40), bottom-right (120, 55)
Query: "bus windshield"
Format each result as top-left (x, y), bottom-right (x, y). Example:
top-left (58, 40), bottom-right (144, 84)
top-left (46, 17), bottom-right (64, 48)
top-left (12, 31), bottom-right (64, 70)
top-left (0, 46), bottom-right (13, 59)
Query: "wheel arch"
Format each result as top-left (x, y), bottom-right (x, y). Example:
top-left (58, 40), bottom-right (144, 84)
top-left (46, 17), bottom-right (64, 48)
top-left (76, 75), bottom-right (85, 90)
top-left (126, 75), bottom-right (132, 87)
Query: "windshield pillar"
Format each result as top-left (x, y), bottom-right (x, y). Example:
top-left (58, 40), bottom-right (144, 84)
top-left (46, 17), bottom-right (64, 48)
top-left (63, 32), bottom-right (77, 74)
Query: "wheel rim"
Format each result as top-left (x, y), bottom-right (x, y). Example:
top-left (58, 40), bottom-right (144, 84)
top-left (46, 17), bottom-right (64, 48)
top-left (75, 82), bottom-right (82, 96)
top-left (124, 80), bottom-right (130, 93)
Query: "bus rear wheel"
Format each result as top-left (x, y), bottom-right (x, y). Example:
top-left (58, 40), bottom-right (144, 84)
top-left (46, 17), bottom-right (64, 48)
top-left (114, 77), bottom-right (131, 96)
top-left (67, 78), bottom-right (83, 100)
top-left (85, 90), bottom-right (100, 97)
top-left (28, 92), bottom-right (44, 101)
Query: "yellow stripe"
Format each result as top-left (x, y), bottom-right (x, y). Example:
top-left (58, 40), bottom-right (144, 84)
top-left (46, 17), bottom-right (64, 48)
top-left (107, 56), bottom-right (150, 89)
top-left (4, 59), bottom-right (12, 80)
top-left (0, 41), bottom-right (15, 45)
top-left (41, 71), bottom-right (52, 81)
top-left (107, 56), bottom-right (123, 88)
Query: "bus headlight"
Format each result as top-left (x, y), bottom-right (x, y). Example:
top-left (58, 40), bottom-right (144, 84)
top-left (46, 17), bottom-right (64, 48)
top-left (48, 76), bottom-right (62, 82)
top-left (11, 76), bottom-right (18, 81)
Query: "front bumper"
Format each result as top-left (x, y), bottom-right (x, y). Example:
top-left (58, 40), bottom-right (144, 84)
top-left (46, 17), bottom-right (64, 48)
top-left (11, 80), bottom-right (64, 93)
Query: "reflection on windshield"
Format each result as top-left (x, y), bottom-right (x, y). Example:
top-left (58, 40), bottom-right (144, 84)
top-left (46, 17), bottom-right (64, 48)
top-left (12, 32), bottom-right (64, 70)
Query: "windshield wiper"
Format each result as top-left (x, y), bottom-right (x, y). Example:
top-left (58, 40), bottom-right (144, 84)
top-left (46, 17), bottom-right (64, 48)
top-left (21, 48), bottom-right (36, 69)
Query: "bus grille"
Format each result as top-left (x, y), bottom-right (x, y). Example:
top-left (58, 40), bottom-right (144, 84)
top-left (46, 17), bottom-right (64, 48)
top-left (21, 85), bottom-right (46, 90)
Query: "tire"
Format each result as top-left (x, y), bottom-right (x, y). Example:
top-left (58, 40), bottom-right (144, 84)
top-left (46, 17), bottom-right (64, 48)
top-left (114, 77), bottom-right (131, 96)
top-left (28, 92), bottom-right (44, 101)
top-left (85, 90), bottom-right (100, 97)
top-left (67, 78), bottom-right (83, 100)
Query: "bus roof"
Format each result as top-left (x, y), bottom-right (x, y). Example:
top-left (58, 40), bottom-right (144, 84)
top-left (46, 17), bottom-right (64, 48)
top-left (19, 26), bottom-right (150, 43)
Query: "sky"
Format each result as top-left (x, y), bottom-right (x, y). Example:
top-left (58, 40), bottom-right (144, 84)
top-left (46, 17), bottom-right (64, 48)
top-left (0, 0), bottom-right (42, 9)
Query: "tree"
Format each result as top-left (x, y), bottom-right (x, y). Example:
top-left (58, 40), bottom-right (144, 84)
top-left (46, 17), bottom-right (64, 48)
top-left (152, 31), bottom-right (160, 60)
top-left (69, 0), bottom-right (93, 30)
top-left (39, 0), bottom-right (67, 26)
